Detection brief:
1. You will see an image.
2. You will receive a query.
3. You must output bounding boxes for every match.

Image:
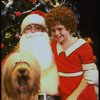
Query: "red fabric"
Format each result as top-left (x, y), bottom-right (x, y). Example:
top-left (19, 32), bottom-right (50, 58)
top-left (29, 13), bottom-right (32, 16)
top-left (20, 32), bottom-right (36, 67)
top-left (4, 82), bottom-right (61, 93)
top-left (30, 10), bottom-right (46, 18)
top-left (1, 51), bottom-right (15, 67)
top-left (51, 39), bottom-right (97, 100)
top-left (15, 11), bottom-right (22, 17)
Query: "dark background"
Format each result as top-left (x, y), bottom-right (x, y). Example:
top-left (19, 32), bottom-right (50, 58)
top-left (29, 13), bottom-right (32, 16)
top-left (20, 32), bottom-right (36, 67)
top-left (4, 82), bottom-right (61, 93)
top-left (75, 0), bottom-right (99, 68)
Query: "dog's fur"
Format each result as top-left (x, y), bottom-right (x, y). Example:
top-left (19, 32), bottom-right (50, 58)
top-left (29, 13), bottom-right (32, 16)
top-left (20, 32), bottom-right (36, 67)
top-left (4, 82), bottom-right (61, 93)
top-left (1, 51), bottom-right (41, 100)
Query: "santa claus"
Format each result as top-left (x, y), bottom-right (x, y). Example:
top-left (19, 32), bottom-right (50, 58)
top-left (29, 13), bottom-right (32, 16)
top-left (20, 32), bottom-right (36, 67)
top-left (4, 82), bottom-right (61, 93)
top-left (19, 10), bottom-right (59, 100)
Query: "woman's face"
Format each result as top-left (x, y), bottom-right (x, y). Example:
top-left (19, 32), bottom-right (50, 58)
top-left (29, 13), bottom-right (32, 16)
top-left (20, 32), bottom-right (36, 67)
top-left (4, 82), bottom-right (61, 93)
top-left (51, 22), bottom-right (70, 44)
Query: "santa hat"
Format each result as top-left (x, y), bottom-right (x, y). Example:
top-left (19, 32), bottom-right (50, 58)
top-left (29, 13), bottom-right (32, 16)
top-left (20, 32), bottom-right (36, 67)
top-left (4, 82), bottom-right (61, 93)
top-left (20, 10), bottom-right (46, 34)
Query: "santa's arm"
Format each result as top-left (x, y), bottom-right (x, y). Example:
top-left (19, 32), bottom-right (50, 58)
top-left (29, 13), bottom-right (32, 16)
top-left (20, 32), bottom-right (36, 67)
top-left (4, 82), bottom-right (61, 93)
top-left (1, 51), bottom-right (15, 67)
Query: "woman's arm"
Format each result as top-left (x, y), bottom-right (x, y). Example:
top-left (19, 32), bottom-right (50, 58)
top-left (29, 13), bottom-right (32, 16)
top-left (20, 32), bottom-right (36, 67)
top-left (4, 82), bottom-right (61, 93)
top-left (66, 78), bottom-right (88, 100)
top-left (84, 69), bottom-right (98, 86)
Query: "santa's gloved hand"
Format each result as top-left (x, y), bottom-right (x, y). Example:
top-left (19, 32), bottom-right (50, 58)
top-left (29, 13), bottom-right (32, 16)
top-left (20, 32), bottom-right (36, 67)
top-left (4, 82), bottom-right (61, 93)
top-left (84, 69), bottom-right (98, 86)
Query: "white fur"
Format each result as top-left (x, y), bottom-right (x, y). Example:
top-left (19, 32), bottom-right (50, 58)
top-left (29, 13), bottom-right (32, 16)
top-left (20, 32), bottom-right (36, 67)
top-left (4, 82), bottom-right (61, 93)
top-left (40, 62), bottom-right (59, 94)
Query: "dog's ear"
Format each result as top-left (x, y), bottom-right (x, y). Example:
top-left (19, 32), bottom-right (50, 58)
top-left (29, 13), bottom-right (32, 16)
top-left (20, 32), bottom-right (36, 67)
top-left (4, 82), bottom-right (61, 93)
top-left (31, 68), bottom-right (40, 96)
top-left (3, 70), bottom-right (18, 98)
top-left (2, 53), bottom-right (18, 98)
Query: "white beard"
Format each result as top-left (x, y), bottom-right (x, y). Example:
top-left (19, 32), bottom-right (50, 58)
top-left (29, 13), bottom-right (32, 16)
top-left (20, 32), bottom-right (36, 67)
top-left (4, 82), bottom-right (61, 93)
top-left (19, 32), bottom-right (59, 95)
top-left (19, 32), bottom-right (53, 70)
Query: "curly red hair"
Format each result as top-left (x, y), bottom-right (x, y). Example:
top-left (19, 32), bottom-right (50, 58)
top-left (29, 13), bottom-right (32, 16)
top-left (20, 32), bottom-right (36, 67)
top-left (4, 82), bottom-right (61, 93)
top-left (45, 6), bottom-right (78, 34)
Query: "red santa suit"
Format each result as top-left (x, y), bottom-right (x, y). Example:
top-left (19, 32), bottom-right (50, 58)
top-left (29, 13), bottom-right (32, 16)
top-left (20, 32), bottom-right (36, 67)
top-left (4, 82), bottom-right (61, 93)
top-left (51, 38), bottom-right (97, 100)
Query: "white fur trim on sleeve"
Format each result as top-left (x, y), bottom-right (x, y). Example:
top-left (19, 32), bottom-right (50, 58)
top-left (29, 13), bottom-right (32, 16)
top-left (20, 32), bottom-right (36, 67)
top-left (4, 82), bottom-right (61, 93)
top-left (82, 63), bottom-right (97, 71)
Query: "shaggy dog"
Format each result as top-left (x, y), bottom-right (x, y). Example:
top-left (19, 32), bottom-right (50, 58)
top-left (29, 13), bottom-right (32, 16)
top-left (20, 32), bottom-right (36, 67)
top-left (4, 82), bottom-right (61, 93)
top-left (1, 51), bottom-right (41, 100)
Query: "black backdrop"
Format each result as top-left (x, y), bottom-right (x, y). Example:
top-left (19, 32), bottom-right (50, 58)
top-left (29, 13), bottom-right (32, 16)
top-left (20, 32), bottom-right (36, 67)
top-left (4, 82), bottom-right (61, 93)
top-left (74, 0), bottom-right (99, 68)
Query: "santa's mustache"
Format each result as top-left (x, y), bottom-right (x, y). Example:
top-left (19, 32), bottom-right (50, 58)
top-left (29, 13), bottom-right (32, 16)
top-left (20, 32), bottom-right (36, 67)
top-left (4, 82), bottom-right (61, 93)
top-left (21, 32), bottom-right (50, 41)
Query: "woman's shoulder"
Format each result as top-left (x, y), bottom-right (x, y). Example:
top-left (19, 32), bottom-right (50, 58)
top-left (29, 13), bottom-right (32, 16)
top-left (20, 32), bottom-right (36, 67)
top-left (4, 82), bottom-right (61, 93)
top-left (79, 40), bottom-right (93, 52)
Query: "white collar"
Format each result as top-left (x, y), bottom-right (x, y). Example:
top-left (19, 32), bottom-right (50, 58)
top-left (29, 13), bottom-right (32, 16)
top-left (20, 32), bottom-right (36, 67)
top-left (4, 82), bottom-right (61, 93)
top-left (57, 38), bottom-right (86, 56)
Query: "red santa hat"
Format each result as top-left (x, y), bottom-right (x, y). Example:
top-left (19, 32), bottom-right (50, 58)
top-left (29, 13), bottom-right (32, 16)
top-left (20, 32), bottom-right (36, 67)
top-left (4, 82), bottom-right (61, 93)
top-left (20, 10), bottom-right (46, 34)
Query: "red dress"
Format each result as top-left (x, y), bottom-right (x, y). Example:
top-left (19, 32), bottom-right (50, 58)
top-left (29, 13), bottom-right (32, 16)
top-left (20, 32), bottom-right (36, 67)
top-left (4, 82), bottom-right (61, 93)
top-left (51, 38), bottom-right (97, 100)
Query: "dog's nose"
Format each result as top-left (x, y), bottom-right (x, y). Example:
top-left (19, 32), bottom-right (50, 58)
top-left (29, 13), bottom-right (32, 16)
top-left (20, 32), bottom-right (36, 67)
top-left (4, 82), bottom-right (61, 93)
top-left (19, 69), bottom-right (25, 74)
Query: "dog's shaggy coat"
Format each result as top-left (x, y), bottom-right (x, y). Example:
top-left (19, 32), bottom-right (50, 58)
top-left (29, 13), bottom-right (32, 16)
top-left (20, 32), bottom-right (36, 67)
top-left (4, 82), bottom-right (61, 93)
top-left (1, 52), bottom-right (41, 100)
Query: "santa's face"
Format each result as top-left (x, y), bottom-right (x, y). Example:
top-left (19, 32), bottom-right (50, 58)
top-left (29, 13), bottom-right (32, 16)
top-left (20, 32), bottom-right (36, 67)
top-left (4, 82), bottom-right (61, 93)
top-left (19, 32), bottom-right (53, 70)
top-left (24, 24), bottom-right (45, 34)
